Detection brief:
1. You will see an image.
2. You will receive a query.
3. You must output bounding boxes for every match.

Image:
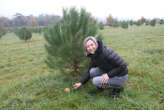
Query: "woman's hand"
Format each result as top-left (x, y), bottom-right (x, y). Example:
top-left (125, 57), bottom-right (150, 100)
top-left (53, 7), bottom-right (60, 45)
top-left (101, 73), bottom-right (109, 84)
top-left (73, 82), bottom-right (82, 89)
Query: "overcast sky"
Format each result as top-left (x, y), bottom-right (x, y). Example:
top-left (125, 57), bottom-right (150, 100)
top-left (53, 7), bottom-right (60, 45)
top-left (0, 0), bottom-right (164, 20)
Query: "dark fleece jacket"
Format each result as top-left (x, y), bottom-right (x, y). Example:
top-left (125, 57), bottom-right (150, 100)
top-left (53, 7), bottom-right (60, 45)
top-left (80, 39), bottom-right (128, 85)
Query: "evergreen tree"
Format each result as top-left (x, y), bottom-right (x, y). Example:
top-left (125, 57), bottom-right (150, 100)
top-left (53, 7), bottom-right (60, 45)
top-left (135, 20), bottom-right (142, 26)
top-left (150, 19), bottom-right (156, 26)
top-left (44, 8), bottom-right (99, 75)
top-left (129, 20), bottom-right (134, 26)
top-left (0, 27), bottom-right (6, 39)
top-left (159, 19), bottom-right (164, 24)
top-left (121, 21), bottom-right (128, 29)
top-left (98, 22), bottom-right (104, 30)
top-left (108, 20), bottom-right (120, 28)
top-left (145, 20), bottom-right (150, 25)
top-left (15, 27), bottom-right (32, 42)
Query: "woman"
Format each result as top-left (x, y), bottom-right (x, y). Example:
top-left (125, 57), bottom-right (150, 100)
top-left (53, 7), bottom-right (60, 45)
top-left (73, 36), bottom-right (128, 96)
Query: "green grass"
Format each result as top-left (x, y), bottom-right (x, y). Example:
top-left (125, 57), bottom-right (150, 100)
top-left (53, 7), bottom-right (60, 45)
top-left (0, 25), bottom-right (164, 110)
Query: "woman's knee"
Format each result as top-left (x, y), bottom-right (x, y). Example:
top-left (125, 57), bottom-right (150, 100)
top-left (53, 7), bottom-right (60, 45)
top-left (92, 77), bottom-right (102, 87)
top-left (90, 68), bottom-right (97, 75)
top-left (89, 67), bottom-right (102, 78)
top-left (109, 75), bottom-right (128, 87)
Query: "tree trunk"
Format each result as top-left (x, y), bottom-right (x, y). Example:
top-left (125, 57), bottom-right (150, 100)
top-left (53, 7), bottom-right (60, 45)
top-left (72, 59), bottom-right (80, 76)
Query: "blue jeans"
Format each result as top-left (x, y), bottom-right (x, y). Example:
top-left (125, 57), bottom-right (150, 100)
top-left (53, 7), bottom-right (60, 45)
top-left (90, 67), bottom-right (128, 88)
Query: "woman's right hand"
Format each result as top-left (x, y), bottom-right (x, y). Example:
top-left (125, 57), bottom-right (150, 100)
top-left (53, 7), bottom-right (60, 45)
top-left (73, 82), bottom-right (82, 89)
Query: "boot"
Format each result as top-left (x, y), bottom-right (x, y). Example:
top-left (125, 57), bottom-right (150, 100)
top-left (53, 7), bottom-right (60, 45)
top-left (111, 86), bottom-right (124, 97)
top-left (89, 87), bottom-right (104, 96)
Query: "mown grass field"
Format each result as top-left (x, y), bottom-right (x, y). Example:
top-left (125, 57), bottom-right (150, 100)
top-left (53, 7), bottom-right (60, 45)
top-left (0, 25), bottom-right (164, 110)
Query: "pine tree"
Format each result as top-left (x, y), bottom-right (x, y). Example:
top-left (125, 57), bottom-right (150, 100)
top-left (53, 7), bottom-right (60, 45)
top-left (159, 19), bottom-right (164, 24)
top-left (15, 27), bottom-right (32, 42)
top-left (121, 21), bottom-right (128, 29)
top-left (0, 27), bottom-right (6, 39)
top-left (150, 19), bottom-right (156, 26)
top-left (98, 22), bottom-right (104, 30)
top-left (44, 8), bottom-right (98, 75)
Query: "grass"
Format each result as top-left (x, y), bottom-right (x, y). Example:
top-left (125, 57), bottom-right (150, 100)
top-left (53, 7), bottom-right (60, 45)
top-left (0, 25), bottom-right (164, 110)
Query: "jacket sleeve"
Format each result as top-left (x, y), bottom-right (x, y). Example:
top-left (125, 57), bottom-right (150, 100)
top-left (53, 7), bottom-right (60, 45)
top-left (80, 60), bottom-right (96, 85)
top-left (108, 65), bottom-right (127, 77)
top-left (105, 48), bottom-right (127, 77)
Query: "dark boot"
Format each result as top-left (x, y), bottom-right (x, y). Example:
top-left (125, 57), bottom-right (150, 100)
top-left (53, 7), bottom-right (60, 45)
top-left (111, 86), bottom-right (124, 97)
top-left (89, 87), bottom-right (104, 96)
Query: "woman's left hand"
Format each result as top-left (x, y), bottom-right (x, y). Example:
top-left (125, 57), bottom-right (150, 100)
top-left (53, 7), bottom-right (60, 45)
top-left (101, 73), bottom-right (109, 84)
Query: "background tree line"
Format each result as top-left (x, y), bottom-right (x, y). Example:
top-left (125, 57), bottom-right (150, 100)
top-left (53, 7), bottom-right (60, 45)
top-left (1, 12), bottom-right (164, 40)
top-left (0, 13), bottom-right (60, 40)
top-left (1, 13), bottom-right (164, 32)
top-left (104, 15), bottom-right (164, 29)
top-left (0, 13), bottom-right (60, 32)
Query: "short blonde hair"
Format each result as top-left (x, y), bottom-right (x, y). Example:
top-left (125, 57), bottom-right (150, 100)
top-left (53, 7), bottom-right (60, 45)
top-left (83, 36), bottom-right (98, 55)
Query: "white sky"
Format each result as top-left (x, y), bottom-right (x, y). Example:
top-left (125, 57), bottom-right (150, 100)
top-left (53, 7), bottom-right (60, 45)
top-left (0, 0), bottom-right (164, 20)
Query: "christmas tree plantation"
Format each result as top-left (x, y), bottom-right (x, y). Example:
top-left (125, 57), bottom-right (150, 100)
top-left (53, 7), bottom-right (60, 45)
top-left (44, 8), bottom-right (98, 75)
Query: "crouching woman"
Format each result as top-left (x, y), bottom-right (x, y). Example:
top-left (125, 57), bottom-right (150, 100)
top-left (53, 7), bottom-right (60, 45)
top-left (73, 36), bottom-right (128, 96)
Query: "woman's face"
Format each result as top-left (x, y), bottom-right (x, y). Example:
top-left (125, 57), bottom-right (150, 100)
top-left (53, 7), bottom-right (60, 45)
top-left (85, 40), bottom-right (97, 54)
